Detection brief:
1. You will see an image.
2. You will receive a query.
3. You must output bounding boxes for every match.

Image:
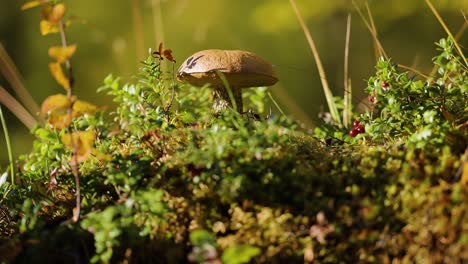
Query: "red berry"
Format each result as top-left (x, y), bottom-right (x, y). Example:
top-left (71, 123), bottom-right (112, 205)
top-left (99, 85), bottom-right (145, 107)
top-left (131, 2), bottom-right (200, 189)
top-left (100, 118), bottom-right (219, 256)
top-left (356, 125), bottom-right (365, 133)
top-left (368, 95), bottom-right (376, 103)
top-left (382, 81), bottom-right (389, 88)
top-left (353, 120), bottom-right (360, 127)
top-left (349, 129), bottom-right (358, 137)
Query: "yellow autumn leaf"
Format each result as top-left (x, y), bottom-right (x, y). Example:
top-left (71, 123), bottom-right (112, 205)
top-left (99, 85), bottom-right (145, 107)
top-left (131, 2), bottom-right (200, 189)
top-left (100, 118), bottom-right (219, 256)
top-left (51, 3), bottom-right (66, 22)
top-left (21, 0), bottom-right (44, 10)
top-left (41, 3), bottom-right (66, 23)
top-left (461, 162), bottom-right (468, 185)
top-left (41, 94), bottom-right (73, 129)
top-left (41, 94), bottom-right (72, 115)
top-left (61, 131), bottom-right (96, 163)
top-left (40, 20), bottom-right (60, 36)
top-left (41, 95), bottom-right (98, 128)
top-left (73, 100), bottom-right (97, 117)
top-left (48, 45), bottom-right (77, 63)
top-left (48, 112), bottom-right (71, 129)
top-left (49, 62), bottom-right (70, 90)
top-left (93, 151), bottom-right (112, 162)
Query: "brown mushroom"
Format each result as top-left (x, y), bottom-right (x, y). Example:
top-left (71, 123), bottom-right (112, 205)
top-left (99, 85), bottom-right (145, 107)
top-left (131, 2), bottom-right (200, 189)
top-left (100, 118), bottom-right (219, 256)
top-left (177, 49), bottom-right (278, 113)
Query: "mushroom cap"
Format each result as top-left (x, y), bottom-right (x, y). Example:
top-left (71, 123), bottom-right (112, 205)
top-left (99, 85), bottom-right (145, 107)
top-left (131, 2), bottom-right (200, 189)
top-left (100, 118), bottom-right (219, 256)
top-left (177, 49), bottom-right (278, 88)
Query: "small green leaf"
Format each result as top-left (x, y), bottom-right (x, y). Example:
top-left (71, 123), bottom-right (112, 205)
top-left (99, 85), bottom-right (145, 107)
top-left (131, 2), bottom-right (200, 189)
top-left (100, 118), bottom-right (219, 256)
top-left (189, 230), bottom-right (217, 247)
top-left (221, 244), bottom-right (261, 264)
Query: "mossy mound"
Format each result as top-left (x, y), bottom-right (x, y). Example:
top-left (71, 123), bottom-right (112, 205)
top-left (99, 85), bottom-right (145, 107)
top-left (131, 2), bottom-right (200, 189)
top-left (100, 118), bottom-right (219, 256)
top-left (0, 38), bottom-right (467, 263)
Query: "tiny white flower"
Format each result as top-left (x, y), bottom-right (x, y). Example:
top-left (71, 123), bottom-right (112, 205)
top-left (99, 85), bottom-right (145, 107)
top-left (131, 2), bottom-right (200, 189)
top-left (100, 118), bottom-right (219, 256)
top-left (416, 128), bottom-right (432, 140)
top-left (125, 198), bottom-right (134, 208)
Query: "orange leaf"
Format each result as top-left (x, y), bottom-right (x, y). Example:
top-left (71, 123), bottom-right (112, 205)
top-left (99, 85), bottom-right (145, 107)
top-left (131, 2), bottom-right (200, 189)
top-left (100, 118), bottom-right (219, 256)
top-left (48, 45), bottom-right (77, 63)
top-left (40, 20), bottom-right (60, 35)
top-left (152, 42), bottom-right (176, 62)
top-left (162, 49), bottom-right (176, 63)
top-left (61, 131), bottom-right (96, 163)
top-left (41, 3), bottom-right (66, 23)
top-left (21, 0), bottom-right (44, 10)
top-left (49, 62), bottom-right (70, 90)
top-left (158, 42), bottom-right (163, 55)
top-left (152, 42), bottom-right (163, 59)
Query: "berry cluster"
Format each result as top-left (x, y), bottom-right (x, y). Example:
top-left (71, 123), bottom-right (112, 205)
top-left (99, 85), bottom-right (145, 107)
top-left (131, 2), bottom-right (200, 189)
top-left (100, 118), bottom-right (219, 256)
top-left (349, 120), bottom-right (365, 137)
top-left (368, 81), bottom-right (389, 104)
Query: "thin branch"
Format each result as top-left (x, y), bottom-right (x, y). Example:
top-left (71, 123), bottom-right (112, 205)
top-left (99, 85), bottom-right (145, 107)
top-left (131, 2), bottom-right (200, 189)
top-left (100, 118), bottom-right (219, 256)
top-left (59, 22), bottom-right (74, 96)
top-left (164, 62), bottom-right (176, 121)
top-left (59, 20), bottom-right (81, 223)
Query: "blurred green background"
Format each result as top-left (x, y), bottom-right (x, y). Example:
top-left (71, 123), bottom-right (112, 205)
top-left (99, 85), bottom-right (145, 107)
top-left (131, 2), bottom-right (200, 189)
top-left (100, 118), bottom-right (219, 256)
top-left (1, 0), bottom-right (467, 168)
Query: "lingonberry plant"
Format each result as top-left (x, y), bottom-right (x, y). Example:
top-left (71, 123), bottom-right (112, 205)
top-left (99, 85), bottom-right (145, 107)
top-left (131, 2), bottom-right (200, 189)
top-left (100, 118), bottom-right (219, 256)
top-left (360, 38), bottom-right (466, 152)
top-left (348, 120), bottom-right (365, 137)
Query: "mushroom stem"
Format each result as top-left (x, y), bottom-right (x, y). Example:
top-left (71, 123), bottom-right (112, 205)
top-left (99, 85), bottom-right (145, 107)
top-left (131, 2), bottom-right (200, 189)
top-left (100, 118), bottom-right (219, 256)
top-left (213, 86), bottom-right (243, 113)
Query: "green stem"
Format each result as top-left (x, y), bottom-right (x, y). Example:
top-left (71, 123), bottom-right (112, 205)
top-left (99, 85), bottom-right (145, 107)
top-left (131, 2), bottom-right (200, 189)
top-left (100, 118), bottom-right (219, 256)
top-left (289, 0), bottom-right (341, 125)
top-left (0, 105), bottom-right (15, 185)
top-left (267, 92), bottom-right (285, 117)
